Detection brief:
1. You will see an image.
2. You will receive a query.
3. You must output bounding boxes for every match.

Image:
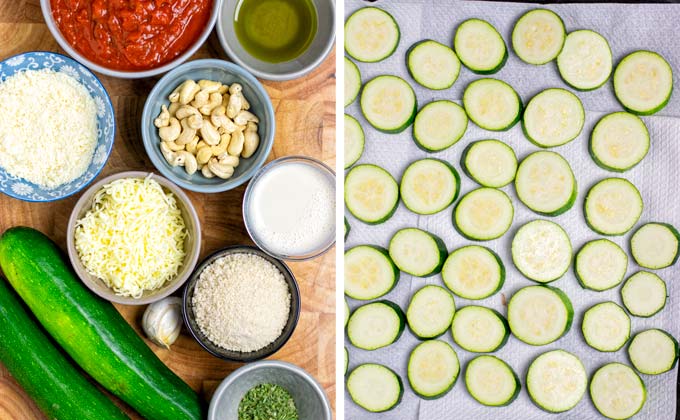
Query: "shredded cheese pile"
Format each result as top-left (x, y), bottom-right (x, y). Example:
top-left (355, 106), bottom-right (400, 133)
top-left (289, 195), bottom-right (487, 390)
top-left (75, 177), bottom-right (187, 298)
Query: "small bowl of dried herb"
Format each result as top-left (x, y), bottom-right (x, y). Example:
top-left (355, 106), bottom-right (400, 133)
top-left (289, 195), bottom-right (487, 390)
top-left (208, 360), bottom-right (331, 420)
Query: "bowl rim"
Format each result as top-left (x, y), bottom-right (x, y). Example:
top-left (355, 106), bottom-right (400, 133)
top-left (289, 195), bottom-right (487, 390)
top-left (0, 50), bottom-right (115, 203)
top-left (39, 0), bottom-right (223, 79)
top-left (141, 58), bottom-right (275, 193)
top-left (182, 245), bottom-right (301, 362)
top-left (66, 171), bottom-right (202, 305)
top-left (207, 360), bottom-right (332, 420)
top-left (216, 0), bottom-right (336, 81)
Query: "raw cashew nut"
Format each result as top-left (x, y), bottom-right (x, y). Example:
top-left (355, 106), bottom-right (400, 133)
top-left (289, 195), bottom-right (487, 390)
top-left (201, 165), bottom-right (216, 178)
top-left (234, 110), bottom-right (259, 126)
top-left (229, 83), bottom-right (242, 95)
top-left (185, 136), bottom-right (199, 154)
top-left (218, 154), bottom-right (240, 167)
top-left (154, 105), bottom-right (170, 128)
top-left (208, 158), bottom-right (235, 179)
top-left (196, 147), bottom-right (213, 165)
top-left (227, 91), bottom-right (243, 119)
top-left (217, 84), bottom-right (228, 94)
top-left (211, 133), bottom-right (230, 156)
top-left (199, 92), bottom-right (223, 115)
top-left (160, 142), bottom-right (176, 163)
top-left (200, 121), bottom-right (220, 146)
top-left (177, 80), bottom-right (200, 105)
top-left (242, 122), bottom-right (260, 158)
top-left (191, 90), bottom-right (210, 108)
top-left (198, 80), bottom-right (222, 93)
top-left (176, 119), bottom-right (197, 145)
top-left (196, 140), bottom-right (209, 150)
top-left (227, 129), bottom-right (245, 156)
top-left (241, 95), bottom-right (250, 111)
top-left (177, 151), bottom-right (198, 175)
top-left (186, 114), bottom-right (204, 130)
top-left (210, 107), bottom-right (230, 129)
top-left (165, 141), bottom-right (185, 152)
top-left (158, 118), bottom-right (181, 142)
top-left (168, 102), bottom-right (180, 117)
top-left (175, 105), bottom-right (201, 120)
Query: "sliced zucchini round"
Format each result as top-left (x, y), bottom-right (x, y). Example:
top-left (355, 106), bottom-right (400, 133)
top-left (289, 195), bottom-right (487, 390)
top-left (630, 222), bottom-right (680, 269)
top-left (613, 50), bottom-right (673, 115)
top-left (582, 302), bottom-right (630, 352)
top-left (345, 7), bottom-right (400, 63)
top-left (344, 57), bottom-right (361, 107)
top-left (361, 75), bottom-right (417, 133)
top-left (590, 112), bottom-right (650, 172)
top-left (344, 114), bottom-right (364, 169)
top-left (463, 78), bottom-right (522, 131)
top-left (345, 298), bottom-right (350, 327)
top-left (347, 300), bottom-right (405, 350)
top-left (590, 363), bottom-right (646, 420)
top-left (345, 164), bottom-right (399, 224)
top-left (628, 329), bottom-right (679, 375)
top-left (344, 347), bottom-right (348, 375)
top-left (406, 285), bottom-right (456, 340)
top-left (407, 340), bottom-right (460, 400)
top-left (511, 220), bottom-right (572, 283)
top-left (526, 350), bottom-right (586, 413)
top-left (453, 188), bottom-right (514, 241)
top-left (412, 101), bottom-right (468, 152)
top-left (344, 217), bottom-right (350, 240)
top-left (512, 9), bottom-right (566, 65)
top-left (584, 178), bottom-right (643, 236)
top-left (465, 356), bottom-right (520, 407)
top-left (407, 40), bottom-right (461, 90)
top-left (347, 363), bottom-right (403, 412)
top-left (388, 228), bottom-right (447, 277)
top-left (515, 151), bottom-right (576, 216)
top-left (344, 245), bottom-right (399, 300)
top-left (507, 285), bottom-right (573, 346)
top-left (400, 158), bottom-right (460, 215)
top-left (621, 271), bottom-right (667, 318)
top-left (461, 140), bottom-right (517, 188)
top-left (557, 30), bottom-right (612, 91)
top-left (522, 88), bottom-right (585, 148)
top-left (575, 239), bottom-right (627, 291)
top-left (451, 305), bottom-right (509, 353)
top-left (453, 18), bottom-right (507, 74)
top-left (441, 245), bottom-right (505, 300)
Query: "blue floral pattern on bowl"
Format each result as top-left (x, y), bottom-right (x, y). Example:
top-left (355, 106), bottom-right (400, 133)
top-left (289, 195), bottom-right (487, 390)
top-left (0, 52), bottom-right (115, 202)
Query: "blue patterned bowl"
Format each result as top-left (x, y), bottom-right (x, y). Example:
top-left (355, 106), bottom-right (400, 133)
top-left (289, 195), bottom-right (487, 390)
top-left (0, 52), bottom-right (114, 202)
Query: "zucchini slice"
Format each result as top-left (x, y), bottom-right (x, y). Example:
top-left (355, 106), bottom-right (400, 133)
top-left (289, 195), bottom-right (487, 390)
top-left (590, 112), bottom-right (650, 172)
top-left (621, 271), bottom-right (667, 318)
top-left (388, 228), bottom-right (447, 277)
top-left (400, 158), bottom-right (460, 215)
top-left (345, 7), bottom-right (400, 63)
top-left (557, 30), bottom-right (612, 91)
top-left (507, 285), bottom-right (573, 346)
top-left (613, 50), bottom-right (673, 115)
top-left (406, 285), bottom-right (456, 340)
top-left (465, 356), bottom-right (520, 407)
top-left (347, 300), bottom-right (405, 350)
top-left (344, 57), bottom-right (361, 107)
top-left (463, 78), bottom-right (522, 131)
top-left (441, 245), bottom-right (505, 300)
top-left (515, 151), bottom-right (576, 216)
top-left (575, 239), bottom-right (627, 291)
top-left (461, 140), bottom-right (517, 188)
top-left (344, 245), bottom-right (399, 300)
top-left (344, 298), bottom-right (350, 327)
top-left (511, 220), bottom-right (572, 283)
top-left (630, 222), bottom-right (680, 269)
top-left (412, 101), bottom-right (468, 152)
top-left (407, 40), bottom-right (461, 90)
top-left (361, 75), bottom-right (417, 133)
top-left (344, 347), bottom-right (349, 375)
top-left (454, 18), bottom-right (507, 74)
top-left (451, 306), bottom-right (509, 353)
top-left (407, 340), bottom-right (460, 399)
top-left (590, 363), bottom-right (646, 419)
top-left (522, 88), bottom-right (585, 148)
top-left (344, 217), bottom-right (350, 240)
top-left (347, 363), bottom-right (403, 412)
top-left (582, 302), bottom-right (630, 352)
top-left (526, 350), bottom-right (587, 413)
top-left (628, 329), bottom-right (679, 375)
top-left (345, 164), bottom-right (399, 224)
top-left (453, 188), bottom-right (514, 241)
top-left (584, 178), bottom-right (643, 236)
top-left (344, 114), bottom-right (364, 169)
top-left (512, 9), bottom-right (566, 65)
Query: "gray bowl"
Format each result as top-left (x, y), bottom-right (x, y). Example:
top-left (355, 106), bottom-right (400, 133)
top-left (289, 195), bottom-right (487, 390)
top-left (208, 360), bottom-right (331, 420)
top-left (216, 0), bottom-right (335, 81)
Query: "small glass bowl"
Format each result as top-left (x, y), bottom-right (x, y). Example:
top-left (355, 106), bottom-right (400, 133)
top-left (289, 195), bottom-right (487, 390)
top-left (242, 155), bottom-right (336, 261)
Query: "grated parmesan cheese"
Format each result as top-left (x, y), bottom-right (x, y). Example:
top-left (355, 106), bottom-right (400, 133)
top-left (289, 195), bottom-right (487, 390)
top-left (0, 69), bottom-right (98, 189)
top-left (74, 177), bottom-right (187, 298)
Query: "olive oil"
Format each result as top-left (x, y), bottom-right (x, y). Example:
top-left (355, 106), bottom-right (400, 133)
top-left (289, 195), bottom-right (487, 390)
top-left (234, 0), bottom-right (318, 63)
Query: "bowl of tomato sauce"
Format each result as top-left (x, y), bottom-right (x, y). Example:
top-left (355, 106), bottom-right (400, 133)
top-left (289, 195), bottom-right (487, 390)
top-left (40, 0), bottom-right (221, 79)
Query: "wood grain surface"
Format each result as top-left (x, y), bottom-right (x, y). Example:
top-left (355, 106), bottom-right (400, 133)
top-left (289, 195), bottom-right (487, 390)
top-left (0, 1), bottom-right (336, 418)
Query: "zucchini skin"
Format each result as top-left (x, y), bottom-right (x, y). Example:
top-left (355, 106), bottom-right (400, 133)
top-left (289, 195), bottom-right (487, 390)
top-left (0, 278), bottom-right (129, 420)
top-left (0, 227), bottom-right (203, 420)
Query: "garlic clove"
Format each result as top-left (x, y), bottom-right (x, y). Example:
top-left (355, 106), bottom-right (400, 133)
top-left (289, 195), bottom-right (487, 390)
top-left (142, 296), bottom-right (183, 349)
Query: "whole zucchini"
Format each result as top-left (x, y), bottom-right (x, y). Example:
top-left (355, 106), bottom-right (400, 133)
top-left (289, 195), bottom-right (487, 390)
top-left (0, 278), bottom-right (129, 420)
top-left (0, 227), bottom-right (203, 420)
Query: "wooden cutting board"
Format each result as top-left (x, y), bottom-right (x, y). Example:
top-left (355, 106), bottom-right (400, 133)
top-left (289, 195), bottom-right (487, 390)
top-left (0, 2), bottom-right (336, 418)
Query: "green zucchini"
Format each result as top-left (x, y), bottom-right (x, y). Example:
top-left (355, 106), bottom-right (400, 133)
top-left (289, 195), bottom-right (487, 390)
top-left (526, 350), bottom-right (586, 413)
top-left (0, 227), bottom-right (203, 420)
top-left (454, 18), bottom-right (507, 74)
top-left (613, 50), bottom-right (673, 115)
top-left (388, 228), bottom-right (447, 277)
top-left (407, 340), bottom-right (459, 399)
top-left (590, 363), bottom-right (646, 419)
top-left (512, 9), bottom-right (566, 65)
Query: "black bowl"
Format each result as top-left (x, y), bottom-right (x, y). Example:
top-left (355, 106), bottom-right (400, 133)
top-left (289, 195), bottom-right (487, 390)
top-left (182, 245), bottom-right (301, 362)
